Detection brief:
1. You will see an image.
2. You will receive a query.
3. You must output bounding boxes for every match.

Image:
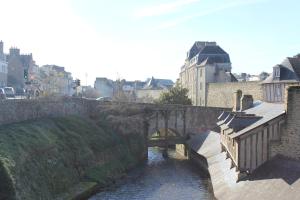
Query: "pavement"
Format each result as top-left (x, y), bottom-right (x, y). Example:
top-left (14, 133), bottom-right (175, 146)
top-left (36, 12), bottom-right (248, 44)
top-left (188, 131), bottom-right (300, 200)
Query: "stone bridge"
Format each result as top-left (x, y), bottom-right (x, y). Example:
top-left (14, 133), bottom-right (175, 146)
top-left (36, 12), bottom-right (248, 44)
top-left (0, 97), bottom-right (229, 149)
top-left (87, 101), bottom-right (229, 149)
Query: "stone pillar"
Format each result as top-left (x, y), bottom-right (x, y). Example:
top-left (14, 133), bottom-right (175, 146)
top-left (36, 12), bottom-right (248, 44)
top-left (240, 95), bottom-right (253, 111)
top-left (143, 116), bottom-right (149, 160)
top-left (155, 111), bottom-right (159, 134)
top-left (164, 111), bottom-right (169, 150)
top-left (233, 90), bottom-right (242, 111)
top-left (0, 41), bottom-right (3, 54)
top-left (183, 110), bottom-right (186, 136)
top-left (175, 109), bottom-right (178, 131)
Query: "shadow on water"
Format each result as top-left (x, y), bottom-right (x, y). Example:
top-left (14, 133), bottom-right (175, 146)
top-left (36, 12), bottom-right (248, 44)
top-left (90, 147), bottom-right (214, 200)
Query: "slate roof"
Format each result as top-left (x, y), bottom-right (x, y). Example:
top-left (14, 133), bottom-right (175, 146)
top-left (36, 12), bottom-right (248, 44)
top-left (263, 55), bottom-right (300, 84)
top-left (198, 55), bottom-right (230, 65)
top-left (187, 41), bottom-right (231, 64)
top-left (228, 102), bottom-right (285, 138)
top-left (143, 77), bottom-right (174, 90)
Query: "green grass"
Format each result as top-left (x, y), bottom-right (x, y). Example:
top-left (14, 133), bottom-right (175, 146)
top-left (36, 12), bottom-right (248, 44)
top-left (0, 116), bottom-right (145, 200)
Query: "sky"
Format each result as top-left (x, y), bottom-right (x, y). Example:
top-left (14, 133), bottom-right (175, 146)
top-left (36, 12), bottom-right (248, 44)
top-left (0, 0), bottom-right (299, 85)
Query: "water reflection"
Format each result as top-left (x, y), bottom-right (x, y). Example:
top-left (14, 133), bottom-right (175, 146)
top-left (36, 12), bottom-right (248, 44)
top-left (90, 148), bottom-right (214, 200)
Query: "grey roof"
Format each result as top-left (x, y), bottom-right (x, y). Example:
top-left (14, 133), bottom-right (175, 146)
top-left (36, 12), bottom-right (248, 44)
top-left (262, 56), bottom-right (300, 84)
top-left (229, 102), bottom-right (285, 138)
top-left (226, 115), bottom-right (261, 132)
top-left (198, 54), bottom-right (230, 65)
top-left (229, 72), bottom-right (238, 82)
top-left (187, 41), bottom-right (231, 64)
top-left (143, 77), bottom-right (174, 90)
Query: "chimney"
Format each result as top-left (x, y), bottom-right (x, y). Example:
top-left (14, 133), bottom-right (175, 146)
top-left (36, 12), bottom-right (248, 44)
top-left (240, 95), bottom-right (253, 111)
top-left (233, 90), bottom-right (242, 111)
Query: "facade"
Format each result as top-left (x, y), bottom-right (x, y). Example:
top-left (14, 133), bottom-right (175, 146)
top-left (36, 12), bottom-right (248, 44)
top-left (94, 77), bottom-right (173, 102)
top-left (262, 54), bottom-right (300, 103)
top-left (39, 65), bottom-right (74, 96)
top-left (6, 47), bottom-right (35, 91)
top-left (218, 95), bottom-right (285, 174)
top-left (218, 85), bottom-right (300, 177)
top-left (233, 72), bottom-right (269, 82)
top-left (180, 41), bottom-right (236, 106)
top-left (136, 77), bottom-right (174, 102)
top-left (113, 79), bottom-right (146, 101)
top-left (94, 77), bottom-right (114, 98)
top-left (0, 41), bottom-right (7, 87)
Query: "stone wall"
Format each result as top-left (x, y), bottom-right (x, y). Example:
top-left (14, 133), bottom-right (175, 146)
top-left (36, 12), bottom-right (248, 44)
top-left (0, 97), bottom-right (89, 125)
top-left (271, 86), bottom-right (300, 159)
top-left (206, 81), bottom-right (263, 108)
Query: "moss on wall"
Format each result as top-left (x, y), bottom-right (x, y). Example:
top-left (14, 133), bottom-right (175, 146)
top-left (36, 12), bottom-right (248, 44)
top-left (0, 116), bottom-right (145, 200)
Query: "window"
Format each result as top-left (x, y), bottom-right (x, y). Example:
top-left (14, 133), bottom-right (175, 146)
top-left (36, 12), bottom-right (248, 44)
top-left (200, 82), bottom-right (202, 90)
top-left (274, 67), bottom-right (280, 78)
top-left (200, 68), bottom-right (202, 77)
top-left (275, 84), bottom-right (281, 97)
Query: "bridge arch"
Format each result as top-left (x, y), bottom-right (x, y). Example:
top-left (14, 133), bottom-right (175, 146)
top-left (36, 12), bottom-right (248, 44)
top-left (144, 108), bottom-right (188, 148)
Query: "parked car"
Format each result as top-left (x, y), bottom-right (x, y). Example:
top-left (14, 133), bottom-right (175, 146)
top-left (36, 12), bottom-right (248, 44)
top-left (0, 88), bottom-right (6, 99)
top-left (96, 96), bottom-right (112, 102)
top-left (4, 87), bottom-right (15, 98)
top-left (15, 88), bottom-right (25, 96)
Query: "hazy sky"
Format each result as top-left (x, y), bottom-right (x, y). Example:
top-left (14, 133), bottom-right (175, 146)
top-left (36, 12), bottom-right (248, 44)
top-left (0, 0), bottom-right (299, 85)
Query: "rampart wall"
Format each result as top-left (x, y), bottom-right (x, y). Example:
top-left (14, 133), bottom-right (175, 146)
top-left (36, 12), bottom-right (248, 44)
top-left (206, 81), bottom-right (263, 108)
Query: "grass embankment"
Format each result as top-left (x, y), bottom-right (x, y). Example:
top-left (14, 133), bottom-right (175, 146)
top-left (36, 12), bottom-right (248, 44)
top-left (0, 116), bottom-right (145, 200)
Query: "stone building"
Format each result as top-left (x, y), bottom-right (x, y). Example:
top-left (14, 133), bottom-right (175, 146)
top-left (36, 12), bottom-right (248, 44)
top-left (6, 47), bottom-right (36, 91)
top-left (39, 65), bottom-right (74, 96)
top-left (113, 79), bottom-right (146, 102)
top-left (0, 41), bottom-right (7, 87)
top-left (136, 77), bottom-right (174, 102)
top-left (94, 77), bottom-right (114, 98)
top-left (180, 41), bottom-right (236, 106)
top-left (218, 92), bottom-right (285, 175)
top-left (217, 85), bottom-right (300, 179)
top-left (262, 54), bottom-right (300, 102)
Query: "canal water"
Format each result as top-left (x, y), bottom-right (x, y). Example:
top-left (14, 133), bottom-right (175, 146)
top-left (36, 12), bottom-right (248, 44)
top-left (90, 147), bottom-right (214, 200)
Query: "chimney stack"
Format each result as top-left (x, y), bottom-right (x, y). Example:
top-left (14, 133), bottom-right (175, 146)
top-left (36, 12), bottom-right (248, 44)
top-left (240, 95), bottom-right (253, 111)
top-left (233, 90), bottom-right (242, 111)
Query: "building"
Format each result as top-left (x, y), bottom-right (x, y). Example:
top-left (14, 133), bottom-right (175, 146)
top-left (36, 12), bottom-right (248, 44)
top-left (113, 79), bottom-right (146, 102)
top-left (94, 77), bottom-right (174, 102)
top-left (0, 41), bottom-right (7, 87)
top-left (233, 72), bottom-right (269, 82)
top-left (6, 47), bottom-right (35, 91)
top-left (136, 77), bottom-right (174, 102)
top-left (180, 41), bottom-right (236, 106)
top-left (218, 91), bottom-right (285, 175)
top-left (94, 77), bottom-right (114, 98)
top-left (39, 65), bottom-right (74, 96)
top-left (262, 54), bottom-right (300, 102)
top-left (217, 84), bottom-right (300, 179)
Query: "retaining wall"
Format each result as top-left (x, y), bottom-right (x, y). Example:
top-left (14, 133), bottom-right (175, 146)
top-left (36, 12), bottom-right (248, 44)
top-left (207, 81), bottom-right (263, 108)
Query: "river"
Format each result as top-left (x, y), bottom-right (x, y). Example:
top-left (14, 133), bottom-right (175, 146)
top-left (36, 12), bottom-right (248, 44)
top-left (90, 147), bottom-right (214, 200)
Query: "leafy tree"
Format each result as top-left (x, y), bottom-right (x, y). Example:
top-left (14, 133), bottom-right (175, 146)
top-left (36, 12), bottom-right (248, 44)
top-left (157, 82), bottom-right (192, 105)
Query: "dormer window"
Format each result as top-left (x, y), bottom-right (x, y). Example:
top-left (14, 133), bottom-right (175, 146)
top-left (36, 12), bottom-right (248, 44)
top-left (274, 67), bottom-right (280, 78)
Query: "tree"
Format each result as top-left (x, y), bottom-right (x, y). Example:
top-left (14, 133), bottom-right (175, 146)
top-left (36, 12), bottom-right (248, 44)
top-left (157, 82), bottom-right (192, 105)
